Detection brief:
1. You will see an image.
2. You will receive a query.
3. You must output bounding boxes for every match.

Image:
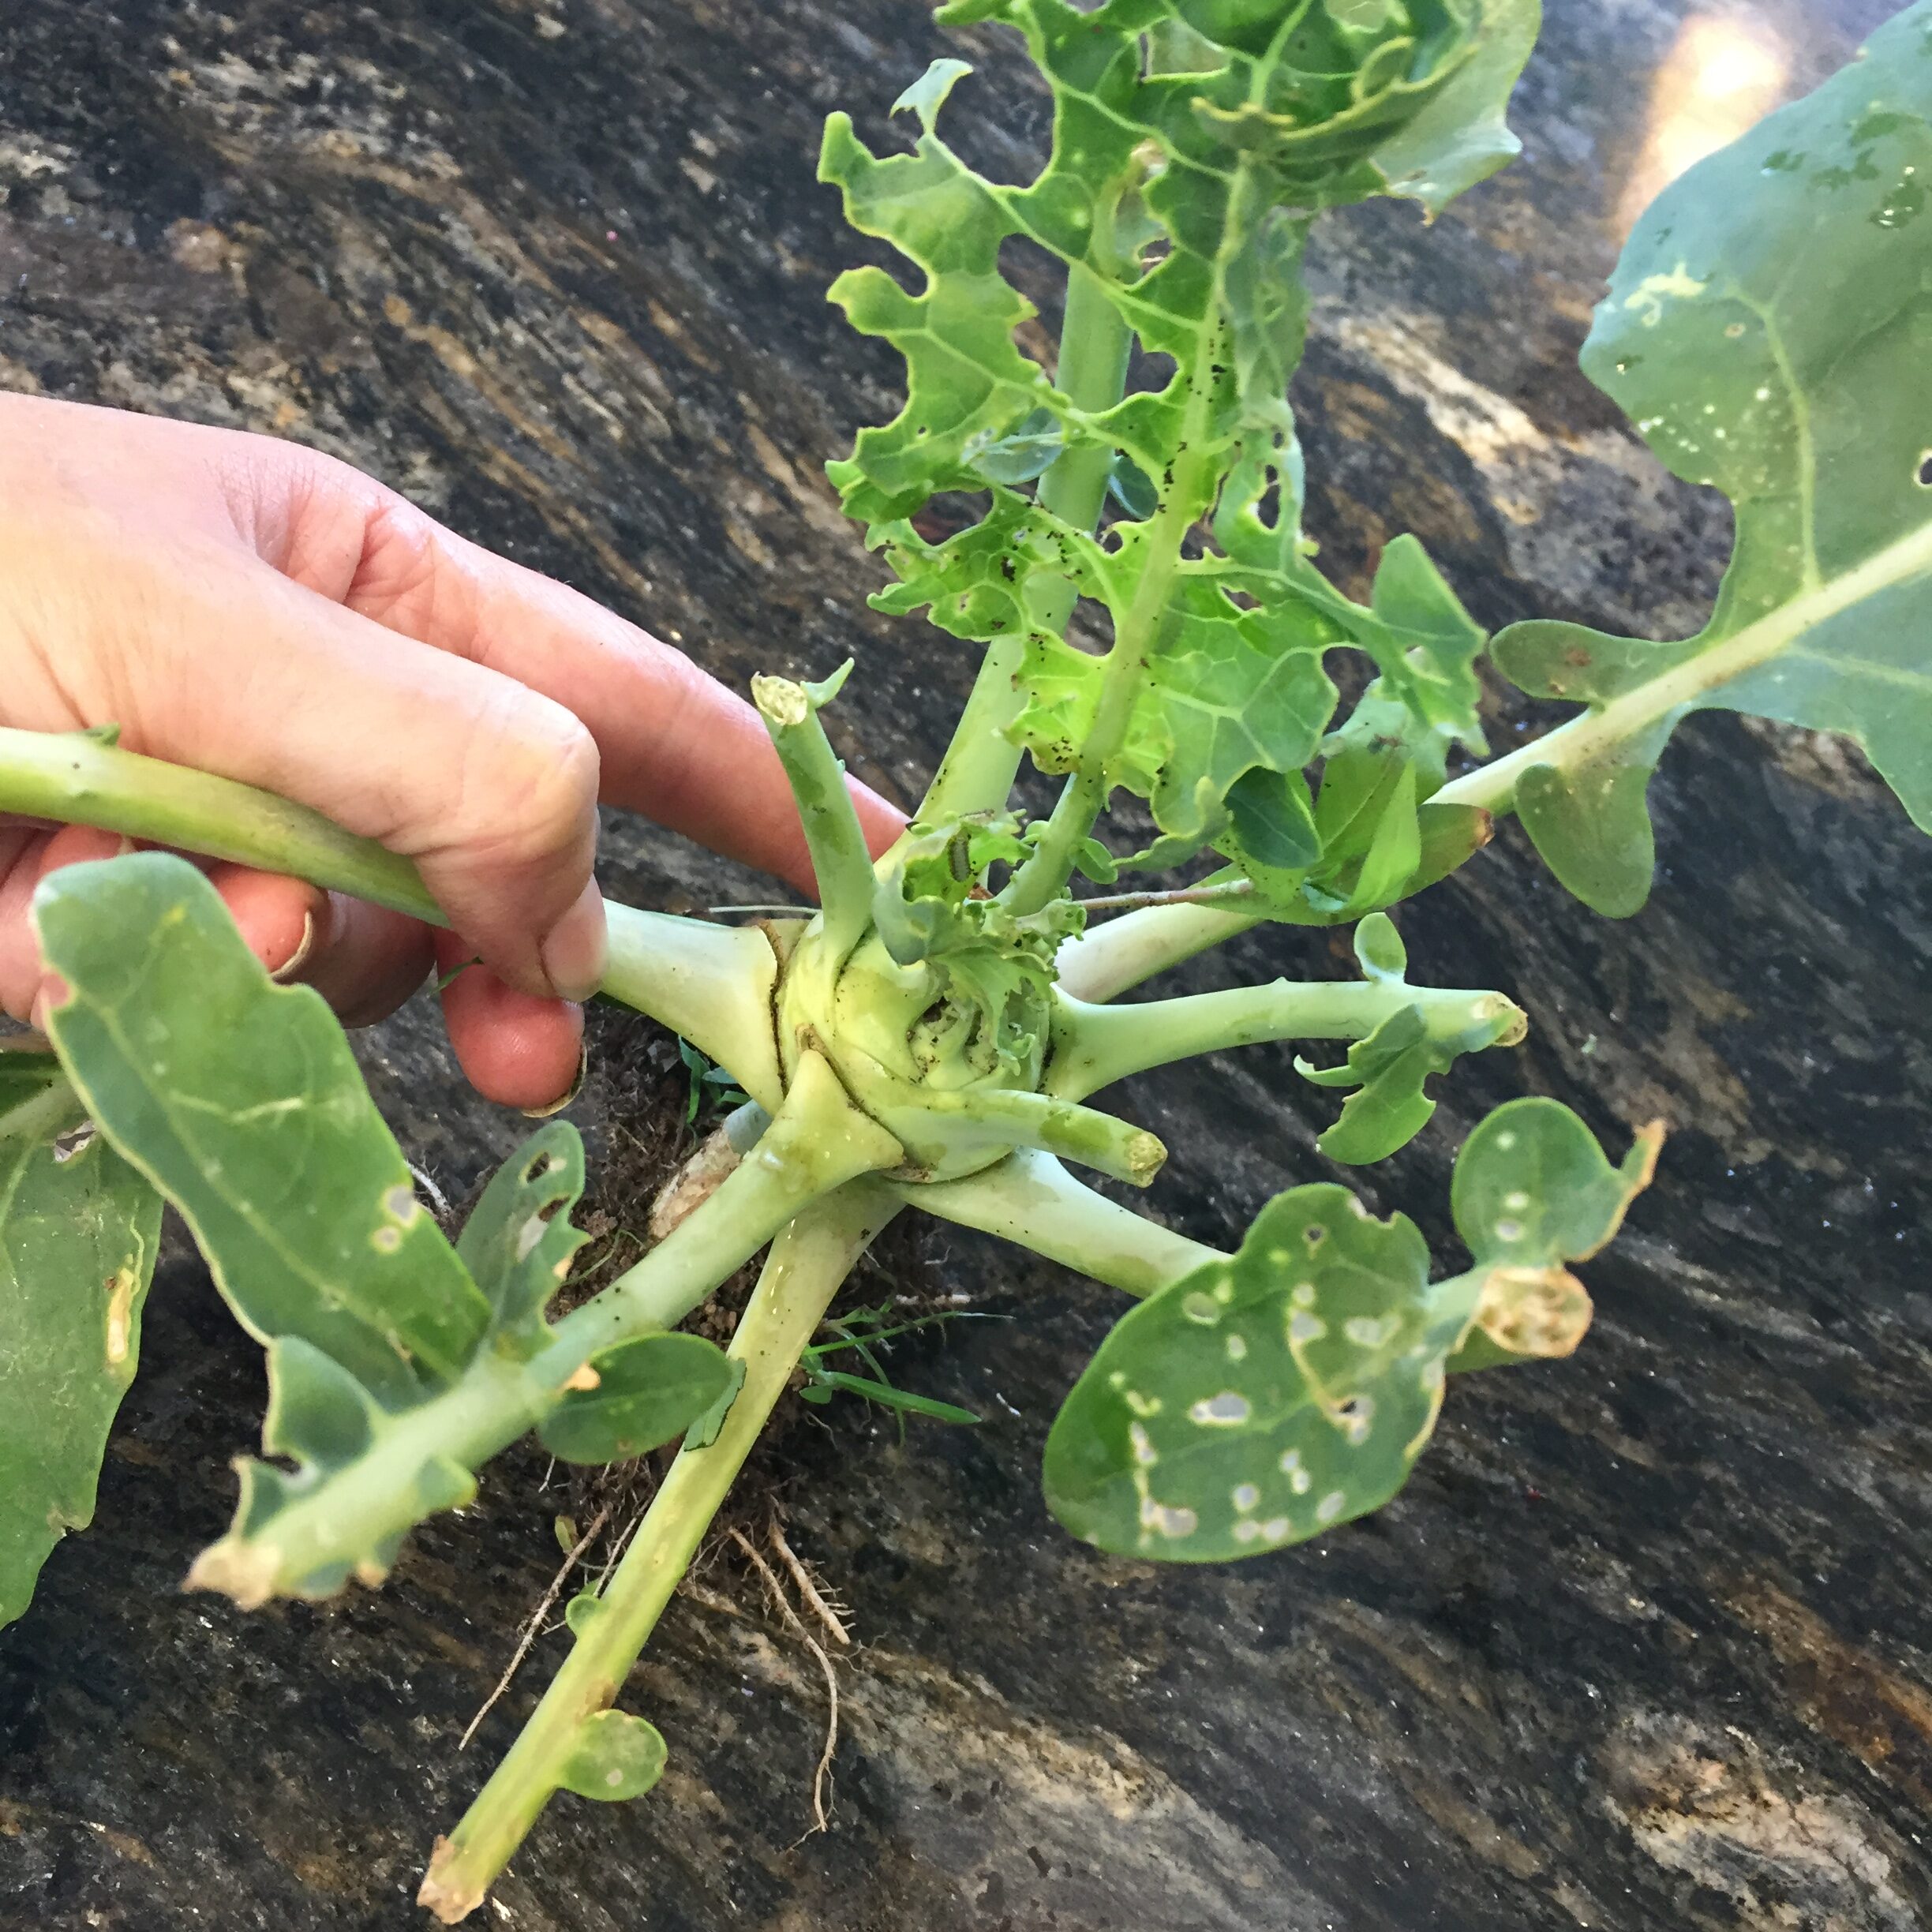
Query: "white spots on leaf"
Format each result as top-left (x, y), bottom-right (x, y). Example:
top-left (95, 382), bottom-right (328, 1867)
top-left (605, 1768), bottom-right (624, 1789)
top-left (1189, 1391), bottom-right (1251, 1427)
top-left (1267, 1247), bottom-right (1291, 1267)
top-left (1213, 1278), bottom-right (1234, 1305)
top-left (1421, 1357), bottom-right (1446, 1391)
top-left (1336, 1394), bottom-right (1376, 1445)
top-left (1181, 1290), bottom-right (1222, 1325)
top-left (1503, 1190), bottom-right (1530, 1211)
top-left (1493, 1131), bottom-right (1516, 1152)
top-left (1316, 1490), bottom-right (1347, 1526)
top-left (1129, 1421), bottom-right (1158, 1467)
top-left (382, 1184), bottom-right (421, 1227)
top-left (1289, 1309), bottom-right (1327, 1344)
top-left (1232, 1517), bottom-right (1264, 1544)
top-left (1343, 1314), bottom-right (1395, 1349)
top-left (1755, 386), bottom-right (1772, 400)
top-left (1232, 1482), bottom-right (1260, 1513)
top-left (1225, 1332), bottom-right (1249, 1362)
top-left (1139, 1496), bottom-right (1198, 1539)
top-left (1290, 1282), bottom-right (1316, 1308)
top-left (1724, 321), bottom-right (1746, 339)
top-left (1124, 1389), bottom-right (1163, 1419)
top-left (1280, 1446), bottom-right (1313, 1496)
top-left (1623, 262), bottom-right (1708, 327)
top-left (371, 1226), bottom-right (402, 1254)
top-left (1107, 1370), bottom-right (1128, 1391)
top-left (1495, 1219), bottom-right (1523, 1243)
top-left (1260, 1517), bottom-right (1292, 1542)
top-left (516, 1215), bottom-right (547, 1263)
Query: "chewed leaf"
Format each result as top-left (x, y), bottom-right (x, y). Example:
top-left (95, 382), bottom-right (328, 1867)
top-left (1043, 1185), bottom-right (1477, 1563)
top-left (457, 1121), bottom-right (590, 1354)
top-left (1446, 1097), bottom-right (1663, 1370)
top-left (33, 853), bottom-right (489, 1405)
top-left (0, 1124), bottom-right (162, 1627)
top-left (538, 1333), bottom-right (736, 1465)
top-left (1043, 1098), bottom-right (1654, 1563)
top-left (556, 1709), bottom-right (668, 1803)
top-left (1493, 7), bottom-right (1932, 906)
top-left (826, 2), bottom-right (1533, 878)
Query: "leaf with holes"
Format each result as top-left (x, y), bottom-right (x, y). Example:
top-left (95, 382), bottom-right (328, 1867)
top-left (1043, 1181), bottom-right (1470, 1562)
top-left (1489, 3), bottom-right (1932, 912)
top-left (1043, 1096), bottom-right (1653, 1562)
top-left (1444, 1098), bottom-right (1662, 1372)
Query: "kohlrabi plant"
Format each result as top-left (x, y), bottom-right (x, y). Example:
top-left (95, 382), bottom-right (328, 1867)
top-left (3, 1), bottom-right (1930, 1919)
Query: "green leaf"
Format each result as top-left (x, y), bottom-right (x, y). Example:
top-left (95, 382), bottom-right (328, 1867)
top-left (802, 1367), bottom-right (983, 1427)
top-left (456, 1120), bottom-right (591, 1353)
top-left (1368, 0), bottom-right (1541, 217)
top-left (827, 2), bottom-right (1533, 891)
top-left (33, 853), bottom-right (491, 1406)
top-left (0, 1036), bottom-right (82, 1144)
top-left (538, 1332), bottom-right (737, 1464)
top-left (684, 1355), bottom-right (746, 1451)
top-left (556, 1708), bottom-right (668, 1803)
top-left (1294, 914), bottom-right (1526, 1163)
top-left (1446, 1097), bottom-right (1662, 1370)
top-left (0, 1124), bottom-right (163, 1626)
top-left (1043, 1097), bottom-right (1656, 1562)
top-left (1492, 5), bottom-right (1932, 909)
top-left (1044, 1183), bottom-right (1470, 1562)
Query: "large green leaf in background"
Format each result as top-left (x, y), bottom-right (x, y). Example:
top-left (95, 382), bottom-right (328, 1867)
top-left (1, 1038), bottom-right (163, 1626)
top-left (1492, 1), bottom-right (1932, 912)
top-left (1042, 1096), bottom-right (1654, 1561)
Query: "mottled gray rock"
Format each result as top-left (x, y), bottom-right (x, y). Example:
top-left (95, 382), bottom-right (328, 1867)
top-left (2, 3), bottom-right (1929, 1929)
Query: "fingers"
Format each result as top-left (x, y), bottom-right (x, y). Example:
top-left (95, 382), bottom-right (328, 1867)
top-left (435, 932), bottom-right (585, 1112)
top-left (203, 865), bottom-right (437, 1025)
top-left (264, 470), bottom-right (907, 890)
top-left (0, 823), bottom-right (128, 1025)
top-left (5, 518), bottom-right (607, 1002)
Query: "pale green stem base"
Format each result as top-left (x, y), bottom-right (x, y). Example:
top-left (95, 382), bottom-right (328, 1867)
top-left (1054, 902), bottom-right (1262, 1003)
top-left (901, 1149), bottom-right (1223, 1299)
top-left (418, 1185), bottom-right (896, 1923)
top-left (1046, 979), bottom-right (1525, 1102)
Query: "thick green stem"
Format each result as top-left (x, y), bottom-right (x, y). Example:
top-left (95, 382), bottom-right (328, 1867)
top-left (185, 1055), bottom-right (901, 1608)
top-left (751, 672), bottom-right (874, 972)
top-left (920, 258), bottom-right (1133, 826)
top-left (0, 727), bottom-right (785, 1103)
top-left (418, 1185), bottom-right (896, 1924)
top-left (0, 725), bottom-right (440, 919)
top-left (1046, 978), bottom-right (1524, 1102)
top-left (1054, 900), bottom-right (1262, 1002)
top-left (901, 1149), bottom-right (1222, 1298)
top-left (1435, 515), bottom-right (1932, 817)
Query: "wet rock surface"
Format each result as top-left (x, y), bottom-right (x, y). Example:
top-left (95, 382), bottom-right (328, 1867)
top-left (2, 2), bottom-right (1929, 1928)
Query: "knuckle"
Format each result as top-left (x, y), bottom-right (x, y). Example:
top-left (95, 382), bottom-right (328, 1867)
top-left (458, 691), bottom-right (601, 873)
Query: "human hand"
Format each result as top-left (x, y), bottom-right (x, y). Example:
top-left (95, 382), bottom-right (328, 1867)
top-left (0, 395), bottom-right (903, 1108)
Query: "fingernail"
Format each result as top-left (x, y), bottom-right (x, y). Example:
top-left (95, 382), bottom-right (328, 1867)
top-left (521, 1040), bottom-right (589, 1119)
top-left (538, 879), bottom-right (607, 1002)
top-left (269, 909), bottom-right (318, 983)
